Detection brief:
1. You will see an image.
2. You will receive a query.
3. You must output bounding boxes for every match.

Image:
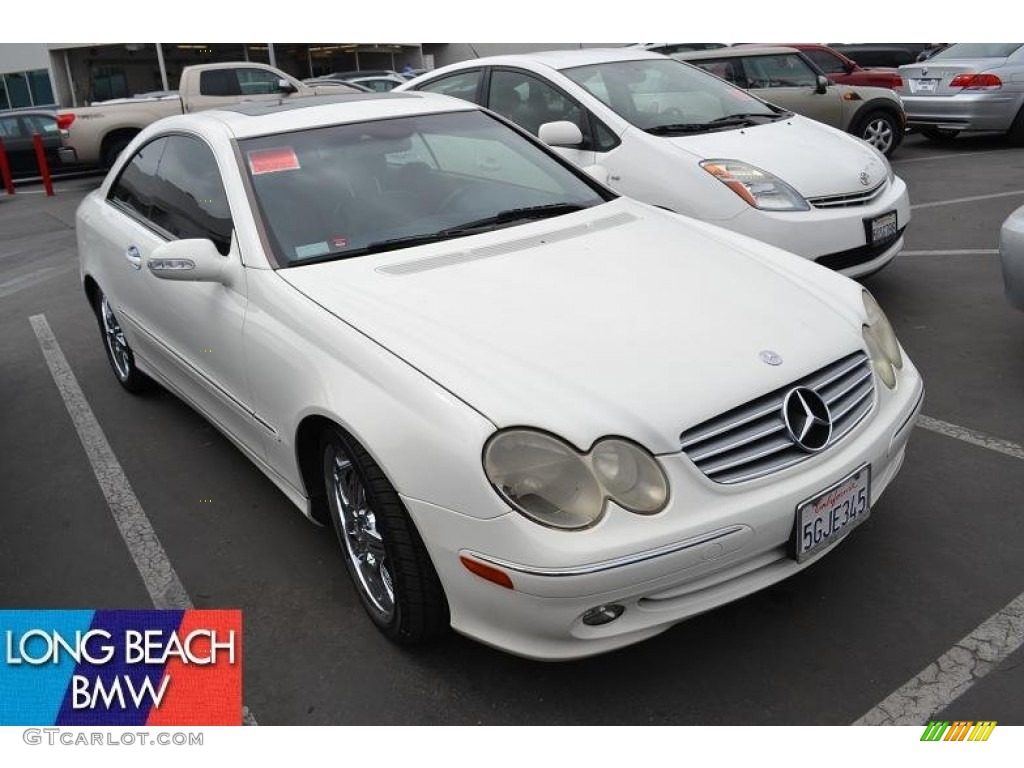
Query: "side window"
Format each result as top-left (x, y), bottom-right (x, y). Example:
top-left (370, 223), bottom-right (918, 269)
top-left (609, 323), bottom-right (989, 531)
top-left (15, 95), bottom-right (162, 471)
top-left (237, 68), bottom-right (286, 95)
top-left (0, 116), bottom-right (24, 139)
top-left (421, 132), bottom-right (563, 194)
top-left (108, 137), bottom-right (169, 220)
top-left (805, 50), bottom-right (846, 75)
top-left (744, 55), bottom-right (817, 88)
top-left (591, 118), bottom-right (620, 152)
top-left (150, 136), bottom-right (233, 255)
top-left (488, 70), bottom-right (586, 138)
top-left (22, 115), bottom-right (59, 135)
top-left (416, 70), bottom-right (482, 103)
top-left (693, 59), bottom-right (746, 87)
top-left (200, 69), bottom-right (242, 97)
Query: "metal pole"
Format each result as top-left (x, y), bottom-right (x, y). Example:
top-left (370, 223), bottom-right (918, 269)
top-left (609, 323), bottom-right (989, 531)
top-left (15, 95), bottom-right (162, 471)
top-left (32, 133), bottom-right (55, 197)
top-left (268, 43), bottom-right (277, 68)
top-left (243, 44), bottom-right (249, 62)
top-left (155, 43), bottom-right (169, 91)
top-left (64, 50), bottom-right (77, 107)
top-left (0, 137), bottom-right (15, 195)
top-left (307, 46), bottom-right (314, 77)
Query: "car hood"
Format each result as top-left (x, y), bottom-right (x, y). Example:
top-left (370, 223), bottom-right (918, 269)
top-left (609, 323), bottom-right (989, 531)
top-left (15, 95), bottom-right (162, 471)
top-left (655, 117), bottom-right (888, 198)
top-left (279, 200), bottom-right (865, 454)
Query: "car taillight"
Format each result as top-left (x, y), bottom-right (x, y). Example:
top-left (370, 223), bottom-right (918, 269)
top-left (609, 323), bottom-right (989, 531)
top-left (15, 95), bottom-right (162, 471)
top-left (949, 73), bottom-right (1002, 89)
top-left (56, 113), bottom-right (76, 130)
top-left (888, 76), bottom-right (904, 89)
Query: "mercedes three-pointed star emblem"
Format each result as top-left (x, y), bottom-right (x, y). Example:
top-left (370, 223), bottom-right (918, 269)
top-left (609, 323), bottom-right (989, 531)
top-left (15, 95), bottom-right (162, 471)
top-left (782, 387), bottom-right (833, 452)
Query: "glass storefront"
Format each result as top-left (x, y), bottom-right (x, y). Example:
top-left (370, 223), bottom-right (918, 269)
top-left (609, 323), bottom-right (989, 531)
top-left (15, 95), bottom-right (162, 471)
top-left (0, 68), bottom-right (56, 109)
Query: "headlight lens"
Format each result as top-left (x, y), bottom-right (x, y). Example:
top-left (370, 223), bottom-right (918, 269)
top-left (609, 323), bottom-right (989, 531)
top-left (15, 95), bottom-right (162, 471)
top-left (483, 430), bottom-right (669, 530)
top-left (862, 290), bottom-right (903, 389)
top-left (700, 159), bottom-right (810, 211)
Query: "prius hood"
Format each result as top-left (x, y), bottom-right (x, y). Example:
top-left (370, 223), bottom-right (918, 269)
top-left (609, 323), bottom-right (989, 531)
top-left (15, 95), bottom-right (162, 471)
top-left (655, 116), bottom-right (888, 198)
top-left (280, 200), bottom-right (867, 454)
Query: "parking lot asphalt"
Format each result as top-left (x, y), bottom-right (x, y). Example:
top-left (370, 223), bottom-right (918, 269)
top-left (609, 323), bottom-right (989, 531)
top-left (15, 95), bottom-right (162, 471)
top-left (2, 132), bottom-right (1023, 725)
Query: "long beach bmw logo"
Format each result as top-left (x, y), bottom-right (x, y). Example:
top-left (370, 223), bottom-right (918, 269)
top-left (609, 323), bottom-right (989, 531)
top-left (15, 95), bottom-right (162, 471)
top-left (783, 387), bottom-right (833, 452)
top-left (759, 350), bottom-right (783, 366)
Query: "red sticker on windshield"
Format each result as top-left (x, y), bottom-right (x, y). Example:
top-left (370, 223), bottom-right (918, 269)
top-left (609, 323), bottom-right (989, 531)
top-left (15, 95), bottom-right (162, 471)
top-left (248, 147), bottom-right (300, 175)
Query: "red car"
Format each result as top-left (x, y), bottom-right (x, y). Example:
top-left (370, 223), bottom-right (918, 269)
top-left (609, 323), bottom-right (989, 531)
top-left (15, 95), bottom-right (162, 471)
top-left (738, 44), bottom-right (903, 89)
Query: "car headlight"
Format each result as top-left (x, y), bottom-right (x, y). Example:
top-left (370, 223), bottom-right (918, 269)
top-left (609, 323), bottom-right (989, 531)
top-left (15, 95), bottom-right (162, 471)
top-left (483, 429), bottom-right (669, 530)
top-left (862, 290), bottom-right (903, 389)
top-left (700, 160), bottom-right (810, 211)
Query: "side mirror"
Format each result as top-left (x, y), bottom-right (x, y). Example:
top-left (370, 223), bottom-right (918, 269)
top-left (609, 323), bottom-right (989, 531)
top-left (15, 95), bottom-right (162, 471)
top-left (815, 75), bottom-right (829, 95)
top-left (845, 61), bottom-right (856, 74)
top-left (277, 78), bottom-right (298, 94)
top-left (538, 120), bottom-right (583, 148)
top-left (147, 239), bottom-right (226, 283)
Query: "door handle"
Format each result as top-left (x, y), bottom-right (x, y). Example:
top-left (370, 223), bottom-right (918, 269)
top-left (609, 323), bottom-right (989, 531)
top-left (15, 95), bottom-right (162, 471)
top-left (125, 246), bottom-right (141, 270)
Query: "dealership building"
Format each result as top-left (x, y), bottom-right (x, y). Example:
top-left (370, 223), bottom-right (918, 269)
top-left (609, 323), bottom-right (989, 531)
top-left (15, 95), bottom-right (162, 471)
top-left (0, 43), bottom-right (618, 109)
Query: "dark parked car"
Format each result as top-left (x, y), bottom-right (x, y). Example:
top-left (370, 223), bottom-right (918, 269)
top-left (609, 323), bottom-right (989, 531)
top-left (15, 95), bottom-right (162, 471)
top-left (0, 109), bottom-right (62, 179)
top-left (749, 44), bottom-right (903, 89)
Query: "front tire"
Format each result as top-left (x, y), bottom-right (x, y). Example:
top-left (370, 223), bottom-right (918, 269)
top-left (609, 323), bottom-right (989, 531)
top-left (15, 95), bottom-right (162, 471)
top-left (855, 110), bottom-right (901, 157)
top-left (320, 425), bottom-right (448, 644)
top-left (95, 291), bottom-right (150, 393)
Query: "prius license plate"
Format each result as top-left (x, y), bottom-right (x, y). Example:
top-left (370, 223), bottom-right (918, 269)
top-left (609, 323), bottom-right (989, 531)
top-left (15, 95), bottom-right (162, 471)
top-left (867, 211), bottom-right (898, 246)
top-left (793, 465), bottom-right (871, 563)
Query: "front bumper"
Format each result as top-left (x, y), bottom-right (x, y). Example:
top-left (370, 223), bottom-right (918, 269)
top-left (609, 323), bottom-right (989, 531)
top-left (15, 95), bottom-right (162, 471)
top-left (407, 359), bottom-right (925, 660)
top-left (901, 92), bottom-right (1023, 133)
top-left (722, 176), bottom-right (911, 277)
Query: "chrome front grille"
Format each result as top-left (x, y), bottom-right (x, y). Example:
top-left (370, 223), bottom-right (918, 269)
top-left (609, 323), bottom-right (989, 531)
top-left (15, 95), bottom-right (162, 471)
top-left (808, 181), bottom-right (887, 209)
top-left (679, 352), bottom-right (875, 484)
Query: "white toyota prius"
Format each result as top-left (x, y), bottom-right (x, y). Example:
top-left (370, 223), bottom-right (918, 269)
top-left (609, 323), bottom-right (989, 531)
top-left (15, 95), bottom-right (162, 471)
top-left (76, 92), bottom-right (924, 660)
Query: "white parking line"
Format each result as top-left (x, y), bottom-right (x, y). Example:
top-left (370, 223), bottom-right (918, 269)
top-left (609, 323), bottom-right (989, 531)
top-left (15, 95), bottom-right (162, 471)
top-left (918, 415), bottom-right (1024, 461)
top-left (911, 189), bottom-right (1024, 210)
top-left (894, 148), bottom-right (1024, 165)
top-left (853, 591), bottom-right (1024, 725)
top-left (901, 249), bottom-right (999, 257)
top-left (29, 314), bottom-right (258, 725)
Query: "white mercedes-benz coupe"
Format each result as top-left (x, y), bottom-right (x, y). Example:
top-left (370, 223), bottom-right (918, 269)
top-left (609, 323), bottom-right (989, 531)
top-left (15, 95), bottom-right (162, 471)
top-left (76, 92), bottom-right (924, 660)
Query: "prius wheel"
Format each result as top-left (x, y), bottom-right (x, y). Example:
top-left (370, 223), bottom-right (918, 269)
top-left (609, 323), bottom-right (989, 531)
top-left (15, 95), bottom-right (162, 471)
top-left (95, 292), bottom-right (149, 393)
top-left (856, 111), bottom-right (900, 156)
top-left (321, 426), bottom-right (448, 643)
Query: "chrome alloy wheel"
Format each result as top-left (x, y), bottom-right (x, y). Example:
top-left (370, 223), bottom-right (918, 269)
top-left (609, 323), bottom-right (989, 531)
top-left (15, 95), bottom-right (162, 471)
top-left (328, 448), bottom-right (395, 620)
top-left (101, 296), bottom-right (132, 381)
top-left (863, 117), bottom-right (895, 155)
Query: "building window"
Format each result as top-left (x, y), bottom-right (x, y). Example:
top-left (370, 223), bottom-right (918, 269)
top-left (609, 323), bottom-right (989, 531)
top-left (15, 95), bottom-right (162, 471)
top-left (0, 69), bottom-right (56, 109)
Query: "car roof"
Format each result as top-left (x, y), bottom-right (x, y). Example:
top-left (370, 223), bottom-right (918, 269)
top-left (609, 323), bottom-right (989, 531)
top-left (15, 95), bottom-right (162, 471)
top-left (676, 46), bottom-right (800, 60)
top-left (434, 47), bottom-right (667, 72)
top-left (169, 92), bottom-right (478, 139)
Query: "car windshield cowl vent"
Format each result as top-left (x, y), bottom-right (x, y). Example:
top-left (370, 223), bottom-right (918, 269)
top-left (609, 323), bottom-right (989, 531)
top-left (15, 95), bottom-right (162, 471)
top-left (679, 351), bottom-right (875, 484)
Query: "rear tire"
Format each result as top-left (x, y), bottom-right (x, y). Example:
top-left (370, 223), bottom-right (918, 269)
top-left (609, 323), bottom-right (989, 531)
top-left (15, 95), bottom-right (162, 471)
top-left (101, 133), bottom-right (135, 168)
top-left (320, 425), bottom-right (448, 644)
top-left (94, 291), bottom-right (151, 393)
top-left (920, 127), bottom-right (960, 142)
top-left (1008, 107), bottom-right (1024, 147)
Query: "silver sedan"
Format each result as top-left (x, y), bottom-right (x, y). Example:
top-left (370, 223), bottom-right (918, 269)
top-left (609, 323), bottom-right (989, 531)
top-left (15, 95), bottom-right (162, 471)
top-left (898, 43), bottom-right (1024, 142)
top-left (1001, 205), bottom-right (1024, 311)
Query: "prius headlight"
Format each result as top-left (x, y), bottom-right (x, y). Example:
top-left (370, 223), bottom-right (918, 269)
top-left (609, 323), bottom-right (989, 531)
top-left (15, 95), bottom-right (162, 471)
top-left (862, 290), bottom-right (903, 389)
top-left (700, 160), bottom-right (810, 211)
top-left (483, 430), bottom-right (669, 530)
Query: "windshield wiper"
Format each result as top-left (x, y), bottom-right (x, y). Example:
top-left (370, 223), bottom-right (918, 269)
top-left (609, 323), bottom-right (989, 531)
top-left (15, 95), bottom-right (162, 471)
top-left (289, 204), bottom-right (592, 264)
top-left (710, 112), bottom-right (782, 123)
top-left (645, 119), bottom-right (750, 135)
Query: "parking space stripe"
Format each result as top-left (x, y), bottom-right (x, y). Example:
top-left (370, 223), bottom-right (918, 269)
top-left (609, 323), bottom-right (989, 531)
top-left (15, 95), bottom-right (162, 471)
top-left (911, 189), bottom-right (1024, 210)
top-left (900, 249), bottom-right (999, 256)
top-left (894, 148), bottom-right (1024, 165)
top-left (30, 314), bottom-right (194, 610)
top-left (29, 314), bottom-right (259, 725)
top-left (853, 591), bottom-right (1024, 725)
top-left (0, 266), bottom-right (69, 299)
top-left (918, 415), bottom-right (1024, 461)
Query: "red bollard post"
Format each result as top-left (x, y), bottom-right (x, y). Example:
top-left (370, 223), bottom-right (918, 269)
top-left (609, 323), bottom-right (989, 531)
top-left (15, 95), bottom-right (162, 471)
top-left (0, 136), bottom-right (15, 195)
top-left (32, 132), bottom-right (55, 197)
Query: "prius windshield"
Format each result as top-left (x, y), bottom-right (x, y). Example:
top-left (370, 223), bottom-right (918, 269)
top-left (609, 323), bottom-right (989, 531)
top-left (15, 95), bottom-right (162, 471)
top-left (240, 110), bottom-right (610, 267)
top-left (562, 57), bottom-right (783, 134)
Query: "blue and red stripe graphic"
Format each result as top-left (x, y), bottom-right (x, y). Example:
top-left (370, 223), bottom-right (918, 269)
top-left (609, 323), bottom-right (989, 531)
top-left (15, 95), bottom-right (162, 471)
top-left (0, 609), bottom-right (241, 725)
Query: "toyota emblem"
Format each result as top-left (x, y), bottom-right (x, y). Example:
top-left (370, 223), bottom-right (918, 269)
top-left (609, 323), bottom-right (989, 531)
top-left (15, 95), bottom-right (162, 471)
top-left (859, 171), bottom-right (870, 186)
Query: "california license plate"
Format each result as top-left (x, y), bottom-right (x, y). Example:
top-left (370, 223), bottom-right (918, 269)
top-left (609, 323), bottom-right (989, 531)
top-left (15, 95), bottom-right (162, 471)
top-left (793, 465), bottom-right (871, 563)
top-left (912, 78), bottom-right (937, 93)
top-left (867, 210), bottom-right (898, 246)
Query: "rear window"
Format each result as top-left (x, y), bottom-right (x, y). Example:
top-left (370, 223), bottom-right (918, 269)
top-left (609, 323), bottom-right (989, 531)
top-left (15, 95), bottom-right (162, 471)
top-left (932, 43), bottom-right (1023, 60)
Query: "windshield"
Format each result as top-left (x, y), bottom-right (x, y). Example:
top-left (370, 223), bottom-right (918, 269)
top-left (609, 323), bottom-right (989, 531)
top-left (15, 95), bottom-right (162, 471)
top-left (239, 110), bottom-right (609, 267)
top-left (932, 43), bottom-right (1022, 60)
top-left (561, 57), bottom-right (779, 132)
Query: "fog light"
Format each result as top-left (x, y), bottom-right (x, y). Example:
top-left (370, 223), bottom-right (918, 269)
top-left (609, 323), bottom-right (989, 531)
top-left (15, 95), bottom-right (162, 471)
top-left (582, 604), bottom-right (625, 626)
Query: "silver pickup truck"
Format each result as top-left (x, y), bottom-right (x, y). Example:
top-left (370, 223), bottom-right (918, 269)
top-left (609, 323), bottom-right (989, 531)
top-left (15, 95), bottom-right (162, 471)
top-left (57, 62), bottom-right (358, 167)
